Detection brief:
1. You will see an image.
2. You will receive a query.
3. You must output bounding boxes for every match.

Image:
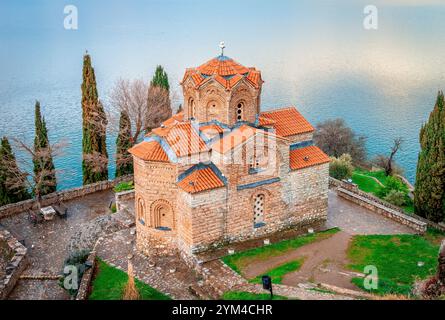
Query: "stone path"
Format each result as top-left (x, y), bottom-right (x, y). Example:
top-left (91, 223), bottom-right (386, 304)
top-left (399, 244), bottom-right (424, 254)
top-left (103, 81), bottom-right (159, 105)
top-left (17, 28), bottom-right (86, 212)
top-left (233, 283), bottom-right (354, 300)
top-left (0, 190), bottom-right (114, 300)
top-left (233, 190), bottom-right (417, 296)
top-left (96, 228), bottom-right (198, 300)
top-left (327, 190), bottom-right (415, 235)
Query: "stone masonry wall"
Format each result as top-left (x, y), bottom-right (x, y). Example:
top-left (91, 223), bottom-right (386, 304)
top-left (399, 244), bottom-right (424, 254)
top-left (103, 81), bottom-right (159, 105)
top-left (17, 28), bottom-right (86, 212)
top-left (0, 175), bottom-right (133, 219)
top-left (0, 228), bottom-right (28, 299)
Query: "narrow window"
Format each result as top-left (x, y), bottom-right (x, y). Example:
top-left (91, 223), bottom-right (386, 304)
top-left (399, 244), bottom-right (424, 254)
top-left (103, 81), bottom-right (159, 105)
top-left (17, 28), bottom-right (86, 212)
top-left (189, 98), bottom-right (195, 118)
top-left (236, 102), bottom-right (244, 121)
top-left (253, 194), bottom-right (265, 228)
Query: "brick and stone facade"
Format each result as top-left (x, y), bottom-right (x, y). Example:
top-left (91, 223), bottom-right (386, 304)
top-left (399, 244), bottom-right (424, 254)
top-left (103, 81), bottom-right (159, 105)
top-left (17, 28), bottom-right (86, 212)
top-left (129, 53), bottom-right (330, 260)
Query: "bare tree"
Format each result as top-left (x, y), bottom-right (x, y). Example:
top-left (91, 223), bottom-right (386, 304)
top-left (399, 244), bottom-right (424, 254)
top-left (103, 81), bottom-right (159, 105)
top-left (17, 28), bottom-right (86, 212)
top-left (4, 138), bottom-right (67, 209)
top-left (146, 85), bottom-right (172, 131)
top-left (372, 137), bottom-right (404, 176)
top-left (109, 78), bottom-right (148, 143)
top-left (314, 118), bottom-right (367, 164)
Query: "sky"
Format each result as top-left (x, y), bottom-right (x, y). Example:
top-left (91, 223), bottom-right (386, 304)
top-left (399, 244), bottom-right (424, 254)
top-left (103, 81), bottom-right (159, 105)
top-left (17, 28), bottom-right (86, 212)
top-left (1, 0), bottom-right (445, 187)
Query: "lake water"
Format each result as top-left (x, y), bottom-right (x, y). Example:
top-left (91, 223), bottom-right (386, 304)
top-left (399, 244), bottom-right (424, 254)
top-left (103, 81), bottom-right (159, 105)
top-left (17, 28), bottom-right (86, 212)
top-left (1, 0), bottom-right (445, 189)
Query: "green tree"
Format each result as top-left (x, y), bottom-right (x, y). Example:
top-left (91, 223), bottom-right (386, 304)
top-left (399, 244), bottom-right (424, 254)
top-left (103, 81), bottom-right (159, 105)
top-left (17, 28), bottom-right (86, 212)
top-left (0, 137), bottom-right (30, 205)
top-left (146, 65), bottom-right (172, 131)
top-left (150, 65), bottom-right (170, 91)
top-left (414, 91), bottom-right (445, 222)
top-left (115, 111), bottom-right (133, 177)
top-left (81, 53), bottom-right (108, 184)
top-left (33, 101), bottom-right (57, 196)
top-left (329, 154), bottom-right (354, 180)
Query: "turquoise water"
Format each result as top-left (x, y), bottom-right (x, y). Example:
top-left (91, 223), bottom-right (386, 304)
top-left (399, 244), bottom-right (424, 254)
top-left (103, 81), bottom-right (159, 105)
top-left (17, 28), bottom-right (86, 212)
top-left (1, 0), bottom-right (445, 189)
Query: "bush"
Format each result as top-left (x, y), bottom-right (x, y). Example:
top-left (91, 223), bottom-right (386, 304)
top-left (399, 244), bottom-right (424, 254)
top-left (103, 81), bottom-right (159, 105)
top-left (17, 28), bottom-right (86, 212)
top-left (59, 249), bottom-right (91, 297)
top-left (114, 181), bottom-right (134, 193)
top-left (329, 154), bottom-right (354, 180)
top-left (110, 203), bottom-right (117, 213)
top-left (378, 176), bottom-right (408, 198)
top-left (384, 190), bottom-right (406, 206)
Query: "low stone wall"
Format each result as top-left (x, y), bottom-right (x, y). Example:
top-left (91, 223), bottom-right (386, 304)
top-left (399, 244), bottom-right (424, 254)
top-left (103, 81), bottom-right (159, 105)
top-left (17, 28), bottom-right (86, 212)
top-left (115, 190), bottom-right (135, 212)
top-left (0, 175), bottom-right (133, 219)
top-left (330, 177), bottom-right (445, 233)
top-left (75, 250), bottom-right (97, 301)
top-left (337, 187), bottom-right (427, 233)
top-left (0, 228), bottom-right (28, 299)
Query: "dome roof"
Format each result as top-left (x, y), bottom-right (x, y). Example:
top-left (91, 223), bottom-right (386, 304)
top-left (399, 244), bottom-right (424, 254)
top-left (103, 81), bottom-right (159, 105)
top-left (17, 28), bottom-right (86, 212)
top-left (182, 55), bottom-right (262, 90)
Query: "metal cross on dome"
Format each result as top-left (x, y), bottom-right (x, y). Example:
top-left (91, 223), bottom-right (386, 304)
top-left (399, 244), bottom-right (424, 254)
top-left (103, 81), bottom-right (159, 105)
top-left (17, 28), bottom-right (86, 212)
top-left (219, 41), bottom-right (225, 56)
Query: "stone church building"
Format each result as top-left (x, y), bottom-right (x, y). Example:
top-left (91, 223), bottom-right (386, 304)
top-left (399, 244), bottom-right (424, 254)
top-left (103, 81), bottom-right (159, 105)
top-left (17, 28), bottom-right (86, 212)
top-left (129, 52), bottom-right (330, 260)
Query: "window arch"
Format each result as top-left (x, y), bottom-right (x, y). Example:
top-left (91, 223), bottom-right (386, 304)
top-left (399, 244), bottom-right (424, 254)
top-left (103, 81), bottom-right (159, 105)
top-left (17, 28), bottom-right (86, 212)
top-left (236, 102), bottom-right (244, 122)
top-left (137, 197), bottom-right (145, 224)
top-left (189, 98), bottom-right (196, 119)
top-left (150, 199), bottom-right (174, 231)
top-left (253, 193), bottom-right (265, 227)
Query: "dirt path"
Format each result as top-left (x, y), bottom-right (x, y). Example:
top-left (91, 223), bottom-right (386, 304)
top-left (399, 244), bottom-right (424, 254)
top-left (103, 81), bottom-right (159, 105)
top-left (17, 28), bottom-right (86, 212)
top-left (242, 231), bottom-right (359, 290)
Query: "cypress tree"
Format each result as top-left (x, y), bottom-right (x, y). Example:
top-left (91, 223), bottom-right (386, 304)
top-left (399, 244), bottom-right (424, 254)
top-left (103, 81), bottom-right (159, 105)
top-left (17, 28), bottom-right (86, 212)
top-left (414, 91), bottom-right (445, 222)
top-left (0, 137), bottom-right (30, 205)
top-left (115, 111), bottom-right (133, 177)
top-left (81, 53), bottom-right (108, 184)
top-left (33, 101), bottom-right (57, 196)
top-left (150, 65), bottom-right (170, 91)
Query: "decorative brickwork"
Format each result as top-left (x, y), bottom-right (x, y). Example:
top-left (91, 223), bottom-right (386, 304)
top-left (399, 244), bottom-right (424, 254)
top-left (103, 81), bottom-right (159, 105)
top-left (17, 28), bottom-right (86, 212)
top-left (131, 54), bottom-right (330, 261)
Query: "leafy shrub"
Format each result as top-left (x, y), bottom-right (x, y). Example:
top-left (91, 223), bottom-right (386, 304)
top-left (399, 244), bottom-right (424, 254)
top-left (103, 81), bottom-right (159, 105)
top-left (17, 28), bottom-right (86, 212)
top-left (59, 249), bottom-right (91, 297)
top-left (384, 190), bottom-right (406, 206)
top-left (114, 181), bottom-right (134, 193)
top-left (329, 154), bottom-right (354, 180)
top-left (378, 176), bottom-right (408, 198)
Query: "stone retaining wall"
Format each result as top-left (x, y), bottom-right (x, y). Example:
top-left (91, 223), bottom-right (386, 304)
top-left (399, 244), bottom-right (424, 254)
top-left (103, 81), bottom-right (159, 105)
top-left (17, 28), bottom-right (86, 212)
top-left (329, 177), bottom-right (445, 233)
top-left (0, 175), bottom-right (133, 219)
top-left (75, 248), bottom-right (98, 300)
top-left (115, 190), bottom-right (135, 212)
top-left (0, 228), bottom-right (28, 299)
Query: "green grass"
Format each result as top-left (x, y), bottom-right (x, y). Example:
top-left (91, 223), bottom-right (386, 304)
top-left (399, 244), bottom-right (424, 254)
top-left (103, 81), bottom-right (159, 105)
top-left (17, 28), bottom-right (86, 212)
top-left (347, 233), bottom-right (443, 296)
top-left (249, 258), bottom-right (305, 284)
top-left (113, 181), bottom-right (134, 193)
top-left (222, 291), bottom-right (288, 300)
top-left (352, 169), bottom-right (414, 214)
top-left (89, 259), bottom-right (171, 300)
top-left (222, 228), bottom-right (339, 275)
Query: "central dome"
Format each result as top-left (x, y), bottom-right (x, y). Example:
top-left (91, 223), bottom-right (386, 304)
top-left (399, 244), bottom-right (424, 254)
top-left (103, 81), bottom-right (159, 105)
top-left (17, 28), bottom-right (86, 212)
top-left (197, 55), bottom-right (250, 77)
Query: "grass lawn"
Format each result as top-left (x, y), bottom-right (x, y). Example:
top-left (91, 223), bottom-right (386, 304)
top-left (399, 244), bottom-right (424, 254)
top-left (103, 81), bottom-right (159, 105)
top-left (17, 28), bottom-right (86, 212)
top-left (222, 228), bottom-right (339, 275)
top-left (249, 258), bottom-right (305, 284)
top-left (222, 291), bottom-right (288, 300)
top-left (351, 169), bottom-right (414, 214)
top-left (89, 259), bottom-right (171, 300)
top-left (347, 229), bottom-right (444, 296)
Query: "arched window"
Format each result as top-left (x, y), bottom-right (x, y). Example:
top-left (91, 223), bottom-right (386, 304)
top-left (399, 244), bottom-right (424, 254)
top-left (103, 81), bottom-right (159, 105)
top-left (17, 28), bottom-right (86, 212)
top-left (189, 98), bottom-right (195, 119)
top-left (236, 102), bottom-right (244, 122)
top-left (253, 194), bottom-right (265, 228)
top-left (137, 198), bottom-right (145, 225)
top-left (151, 200), bottom-right (174, 231)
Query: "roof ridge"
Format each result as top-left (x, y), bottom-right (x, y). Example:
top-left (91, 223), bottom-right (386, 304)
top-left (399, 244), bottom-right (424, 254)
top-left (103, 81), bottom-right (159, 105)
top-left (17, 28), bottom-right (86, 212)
top-left (261, 106), bottom-right (296, 114)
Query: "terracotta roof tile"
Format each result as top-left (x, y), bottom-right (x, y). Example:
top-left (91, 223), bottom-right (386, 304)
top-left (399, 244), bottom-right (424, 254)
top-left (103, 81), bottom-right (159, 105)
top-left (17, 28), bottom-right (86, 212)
top-left (177, 166), bottom-right (225, 194)
top-left (289, 146), bottom-right (330, 170)
top-left (162, 112), bottom-right (184, 127)
top-left (258, 116), bottom-right (276, 126)
top-left (212, 125), bottom-right (257, 154)
top-left (164, 122), bottom-right (208, 157)
top-left (183, 56), bottom-right (262, 90)
top-left (128, 141), bottom-right (169, 162)
top-left (260, 107), bottom-right (314, 137)
top-left (199, 124), bottom-right (225, 134)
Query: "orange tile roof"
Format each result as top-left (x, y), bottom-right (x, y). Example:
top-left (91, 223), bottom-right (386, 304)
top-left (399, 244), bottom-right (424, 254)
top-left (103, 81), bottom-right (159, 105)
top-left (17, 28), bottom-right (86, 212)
top-left (289, 146), bottom-right (330, 170)
top-left (258, 116), bottom-right (276, 126)
top-left (164, 122), bottom-right (208, 157)
top-left (199, 124), bottom-right (225, 134)
top-left (128, 141), bottom-right (169, 162)
top-left (162, 111), bottom-right (184, 127)
top-left (177, 167), bottom-right (225, 194)
top-left (260, 107), bottom-right (314, 137)
top-left (182, 56), bottom-right (263, 90)
top-left (212, 125), bottom-right (257, 154)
